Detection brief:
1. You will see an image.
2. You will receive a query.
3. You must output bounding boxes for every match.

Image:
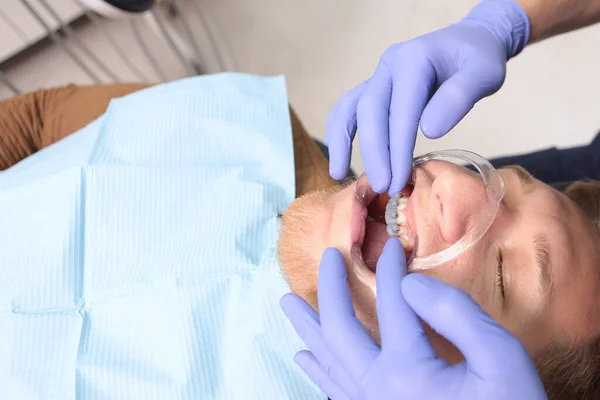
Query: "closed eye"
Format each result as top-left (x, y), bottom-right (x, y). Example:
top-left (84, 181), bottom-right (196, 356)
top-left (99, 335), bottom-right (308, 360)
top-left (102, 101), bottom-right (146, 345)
top-left (502, 165), bottom-right (535, 195)
top-left (496, 249), bottom-right (505, 300)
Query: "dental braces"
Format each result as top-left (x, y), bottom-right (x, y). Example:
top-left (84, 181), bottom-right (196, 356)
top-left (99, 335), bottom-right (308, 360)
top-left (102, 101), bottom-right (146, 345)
top-left (385, 192), bottom-right (409, 247)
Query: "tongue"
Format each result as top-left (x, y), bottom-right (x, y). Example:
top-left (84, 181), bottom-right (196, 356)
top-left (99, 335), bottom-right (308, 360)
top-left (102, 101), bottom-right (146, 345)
top-left (362, 221), bottom-right (413, 272)
top-left (362, 221), bottom-right (390, 272)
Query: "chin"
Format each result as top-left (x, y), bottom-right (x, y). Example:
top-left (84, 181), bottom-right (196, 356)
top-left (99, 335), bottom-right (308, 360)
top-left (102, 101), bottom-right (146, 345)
top-left (277, 185), bottom-right (343, 308)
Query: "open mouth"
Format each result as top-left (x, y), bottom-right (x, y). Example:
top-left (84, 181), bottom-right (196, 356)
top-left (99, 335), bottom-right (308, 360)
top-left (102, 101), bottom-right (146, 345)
top-left (352, 179), bottom-right (415, 277)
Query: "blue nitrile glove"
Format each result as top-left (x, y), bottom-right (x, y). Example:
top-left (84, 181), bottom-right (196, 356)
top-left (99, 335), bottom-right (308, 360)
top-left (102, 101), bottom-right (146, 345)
top-left (325, 0), bottom-right (531, 195)
top-left (280, 239), bottom-right (547, 400)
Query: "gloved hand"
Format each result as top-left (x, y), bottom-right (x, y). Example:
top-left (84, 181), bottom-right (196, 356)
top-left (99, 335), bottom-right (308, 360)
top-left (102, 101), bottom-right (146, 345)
top-left (325, 0), bottom-right (530, 194)
top-left (280, 239), bottom-right (547, 400)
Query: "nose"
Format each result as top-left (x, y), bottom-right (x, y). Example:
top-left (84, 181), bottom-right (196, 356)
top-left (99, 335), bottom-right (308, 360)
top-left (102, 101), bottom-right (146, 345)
top-left (430, 166), bottom-right (486, 245)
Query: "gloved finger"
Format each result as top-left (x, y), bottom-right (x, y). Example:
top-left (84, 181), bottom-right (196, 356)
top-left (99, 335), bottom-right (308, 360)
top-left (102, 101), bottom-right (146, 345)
top-left (318, 248), bottom-right (380, 379)
top-left (420, 64), bottom-right (504, 139)
top-left (325, 82), bottom-right (368, 180)
top-left (325, 81), bottom-right (368, 146)
top-left (401, 273), bottom-right (527, 374)
top-left (376, 239), bottom-right (437, 360)
top-left (280, 294), bottom-right (357, 391)
top-left (356, 69), bottom-right (393, 194)
top-left (388, 53), bottom-right (436, 195)
top-left (294, 350), bottom-right (352, 400)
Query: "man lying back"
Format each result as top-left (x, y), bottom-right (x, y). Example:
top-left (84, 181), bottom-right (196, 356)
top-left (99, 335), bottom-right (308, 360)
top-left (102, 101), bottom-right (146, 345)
top-left (278, 148), bottom-right (600, 399)
top-left (2, 77), bottom-right (600, 399)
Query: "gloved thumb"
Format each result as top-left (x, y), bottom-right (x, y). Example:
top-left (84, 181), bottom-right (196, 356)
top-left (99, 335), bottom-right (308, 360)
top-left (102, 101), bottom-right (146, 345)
top-left (419, 64), bottom-right (505, 139)
top-left (401, 273), bottom-right (528, 375)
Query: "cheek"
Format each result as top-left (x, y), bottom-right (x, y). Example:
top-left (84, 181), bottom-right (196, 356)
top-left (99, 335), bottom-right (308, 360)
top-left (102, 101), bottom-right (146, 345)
top-left (420, 256), bottom-right (491, 308)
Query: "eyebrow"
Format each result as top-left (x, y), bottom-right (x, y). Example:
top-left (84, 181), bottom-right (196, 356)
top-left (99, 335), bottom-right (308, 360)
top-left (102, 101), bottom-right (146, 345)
top-left (505, 165), bottom-right (535, 195)
top-left (532, 232), bottom-right (554, 300)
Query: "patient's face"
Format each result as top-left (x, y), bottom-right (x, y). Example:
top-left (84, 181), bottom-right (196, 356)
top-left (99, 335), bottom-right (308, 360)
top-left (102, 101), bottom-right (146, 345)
top-left (278, 161), bottom-right (600, 362)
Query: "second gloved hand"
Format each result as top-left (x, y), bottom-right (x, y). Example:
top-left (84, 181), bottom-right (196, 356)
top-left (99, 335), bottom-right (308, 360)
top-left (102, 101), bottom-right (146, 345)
top-left (281, 239), bottom-right (547, 400)
top-left (325, 0), bottom-right (530, 194)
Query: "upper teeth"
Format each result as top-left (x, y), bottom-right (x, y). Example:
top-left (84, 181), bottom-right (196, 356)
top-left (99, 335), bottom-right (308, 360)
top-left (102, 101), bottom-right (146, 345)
top-left (386, 193), bottom-right (409, 247)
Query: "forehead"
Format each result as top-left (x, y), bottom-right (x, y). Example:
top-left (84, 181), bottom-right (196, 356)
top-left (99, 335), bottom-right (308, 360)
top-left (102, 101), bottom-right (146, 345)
top-left (520, 182), bottom-right (597, 258)
top-left (520, 181), bottom-right (600, 339)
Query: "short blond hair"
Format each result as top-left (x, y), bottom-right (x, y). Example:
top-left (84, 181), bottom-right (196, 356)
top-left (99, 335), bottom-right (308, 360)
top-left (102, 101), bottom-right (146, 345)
top-left (536, 180), bottom-right (600, 399)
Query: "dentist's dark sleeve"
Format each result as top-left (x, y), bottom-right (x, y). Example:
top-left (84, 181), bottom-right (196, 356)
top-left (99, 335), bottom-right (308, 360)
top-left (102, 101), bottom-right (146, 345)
top-left (489, 133), bottom-right (600, 187)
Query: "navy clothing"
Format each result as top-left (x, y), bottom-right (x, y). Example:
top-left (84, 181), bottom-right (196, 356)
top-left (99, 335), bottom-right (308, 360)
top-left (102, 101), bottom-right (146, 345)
top-left (487, 132), bottom-right (600, 190)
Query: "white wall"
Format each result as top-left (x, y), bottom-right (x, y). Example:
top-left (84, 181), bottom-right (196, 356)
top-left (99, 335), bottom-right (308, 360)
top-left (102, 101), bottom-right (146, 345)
top-left (2, 0), bottom-right (600, 175)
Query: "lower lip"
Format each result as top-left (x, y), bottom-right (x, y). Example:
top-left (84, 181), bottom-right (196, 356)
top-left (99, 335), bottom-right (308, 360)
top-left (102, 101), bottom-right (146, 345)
top-left (350, 178), bottom-right (379, 246)
top-left (349, 181), bottom-right (385, 291)
top-left (350, 196), bottom-right (368, 247)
